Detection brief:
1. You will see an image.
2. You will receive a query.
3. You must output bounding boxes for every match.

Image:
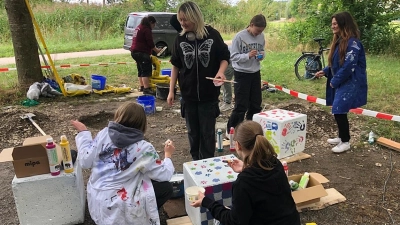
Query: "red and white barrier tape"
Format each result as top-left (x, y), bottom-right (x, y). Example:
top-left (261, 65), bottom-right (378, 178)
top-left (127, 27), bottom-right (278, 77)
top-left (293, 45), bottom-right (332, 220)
top-left (0, 60), bottom-right (171, 73)
top-left (262, 81), bottom-right (400, 122)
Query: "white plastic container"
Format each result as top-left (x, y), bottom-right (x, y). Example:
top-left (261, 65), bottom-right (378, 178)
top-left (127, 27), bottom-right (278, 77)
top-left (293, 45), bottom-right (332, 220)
top-left (185, 186), bottom-right (205, 202)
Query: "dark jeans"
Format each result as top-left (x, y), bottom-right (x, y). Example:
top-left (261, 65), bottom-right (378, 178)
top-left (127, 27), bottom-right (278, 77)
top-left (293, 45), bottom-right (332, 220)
top-left (182, 99), bottom-right (219, 160)
top-left (152, 180), bottom-right (173, 209)
top-left (227, 70), bottom-right (262, 131)
top-left (334, 113), bottom-right (350, 142)
top-left (131, 51), bottom-right (152, 77)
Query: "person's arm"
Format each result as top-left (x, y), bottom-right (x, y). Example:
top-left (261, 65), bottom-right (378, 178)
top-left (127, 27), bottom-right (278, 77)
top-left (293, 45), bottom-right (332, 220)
top-left (168, 37), bottom-right (182, 106)
top-left (144, 27), bottom-right (157, 52)
top-left (230, 34), bottom-right (253, 63)
top-left (139, 143), bottom-right (175, 182)
top-left (202, 181), bottom-right (253, 225)
top-left (75, 129), bottom-right (104, 169)
top-left (330, 39), bottom-right (362, 87)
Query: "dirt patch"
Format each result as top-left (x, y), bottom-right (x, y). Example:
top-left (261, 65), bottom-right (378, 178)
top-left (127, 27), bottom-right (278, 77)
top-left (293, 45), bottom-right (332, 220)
top-left (0, 96), bottom-right (399, 224)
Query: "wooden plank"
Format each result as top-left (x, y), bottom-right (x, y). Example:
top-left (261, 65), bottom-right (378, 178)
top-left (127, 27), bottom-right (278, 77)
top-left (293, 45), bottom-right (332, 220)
top-left (280, 152), bottom-right (311, 163)
top-left (167, 216), bottom-right (193, 225)
top-left (297, 188), bottom-right (346, 212)
top-left (377, 137), bottom-right (400, 153)
top-left (125, 92), bottom-right (143, 98)
top-left (215, 139), bottom-right (230, 148)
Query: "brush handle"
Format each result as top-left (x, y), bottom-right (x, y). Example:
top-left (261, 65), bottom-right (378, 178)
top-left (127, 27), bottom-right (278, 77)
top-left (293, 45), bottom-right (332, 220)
top-left (205, 77), bottom-right (237, 83)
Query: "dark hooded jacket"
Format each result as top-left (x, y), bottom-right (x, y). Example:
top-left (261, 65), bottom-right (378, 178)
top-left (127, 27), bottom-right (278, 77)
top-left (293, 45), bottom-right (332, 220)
top-left (202, 157), bottom-right (300, 225)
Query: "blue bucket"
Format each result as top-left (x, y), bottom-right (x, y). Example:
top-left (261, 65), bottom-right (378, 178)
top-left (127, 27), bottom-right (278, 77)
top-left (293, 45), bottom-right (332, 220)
top-left (161, 69), bottom-right (172, 77)
top-left (137, 95), bottom-right (155, 115)
top-left (91, 75), bottom-right (106, 90)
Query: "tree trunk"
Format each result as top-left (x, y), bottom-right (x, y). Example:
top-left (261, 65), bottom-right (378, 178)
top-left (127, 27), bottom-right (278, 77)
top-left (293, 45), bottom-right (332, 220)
top-left (4, 0), bottom-right (43, 90)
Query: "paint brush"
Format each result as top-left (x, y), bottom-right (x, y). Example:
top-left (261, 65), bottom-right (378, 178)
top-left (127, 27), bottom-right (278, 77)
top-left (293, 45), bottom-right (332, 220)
top-left (205, 77), bottom-right (237, 83)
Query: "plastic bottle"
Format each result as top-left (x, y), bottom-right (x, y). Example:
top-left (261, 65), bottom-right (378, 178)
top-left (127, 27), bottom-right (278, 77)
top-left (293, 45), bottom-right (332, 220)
top-left (216, 129), bottom-right (223, 152)
top-left (229, 127), bottom-right (235, 152)
top-left (289, 180), bottom-right (299, 191)
top-left (282, 161), bottom-right (288, 176)
top-left (60, 135), bottom-right (74, 173)
top-left (45, 138), bottom-right (60, 176)
top-left (368, 131), bottom-right (375, 144)
top-left (298, 172), bottom-right (310, 189)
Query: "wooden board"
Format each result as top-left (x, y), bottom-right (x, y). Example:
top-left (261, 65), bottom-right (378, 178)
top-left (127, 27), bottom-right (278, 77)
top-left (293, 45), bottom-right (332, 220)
top-left (215, 140), bottom-right (230, 148)
top-left (297, 188), bottom-right (346, 212)
top-left (377, 137), bottom-right (400, 153)
top-left (280, 152), bottom-right (311, 163)
top-left (167, 216), bottom-right (193, 225)
top-left (125, 92), bottom-right (143, 98)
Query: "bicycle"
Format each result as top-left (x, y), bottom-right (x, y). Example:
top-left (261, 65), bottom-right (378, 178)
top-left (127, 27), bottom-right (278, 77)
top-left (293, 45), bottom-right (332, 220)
top-left (294, 38), bottom-right (330, 80)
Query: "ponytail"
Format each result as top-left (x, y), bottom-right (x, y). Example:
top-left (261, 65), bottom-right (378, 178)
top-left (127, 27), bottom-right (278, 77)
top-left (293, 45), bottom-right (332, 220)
top-left (140, 16), bottom-right (156, 28)
top-left (234, 121), bottom-right (277, 171)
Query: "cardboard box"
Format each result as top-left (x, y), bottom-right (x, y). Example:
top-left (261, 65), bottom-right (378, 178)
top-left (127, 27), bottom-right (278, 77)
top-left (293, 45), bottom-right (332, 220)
top-left (0, 135), bottom-right (63, 178)
top-left (253, 109), bottom-right (307, 159)
top-left (289, 172), bottom-right (329, 208)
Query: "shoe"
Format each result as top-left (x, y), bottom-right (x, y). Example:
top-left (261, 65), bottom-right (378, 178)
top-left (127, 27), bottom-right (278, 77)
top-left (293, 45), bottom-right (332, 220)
top-left (219, 102), bottom-right (232, 112)
top-left (143, 88), bottom-right (155, 95)
top-left (327, 137), bottom-right (341, 145)
top-left (332, 142), bottom-right (350, 153)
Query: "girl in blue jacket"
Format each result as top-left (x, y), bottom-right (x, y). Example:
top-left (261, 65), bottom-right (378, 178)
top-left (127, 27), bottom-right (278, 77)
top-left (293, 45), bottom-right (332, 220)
top-left (315, 11), bottom-right (368, 153)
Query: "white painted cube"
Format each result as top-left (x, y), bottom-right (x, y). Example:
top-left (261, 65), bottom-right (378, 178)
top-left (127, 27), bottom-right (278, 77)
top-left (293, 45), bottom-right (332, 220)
top-left (253, 109), bottom-right (307, 159)
top-left (183, 155), bottom-right (238, 225)
top-left (12, 161), bottom-right (85, 225)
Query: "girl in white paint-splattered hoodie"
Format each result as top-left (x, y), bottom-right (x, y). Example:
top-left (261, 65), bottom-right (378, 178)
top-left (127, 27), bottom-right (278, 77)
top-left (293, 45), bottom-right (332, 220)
top-left (71, 102), bottom-right (175, 225)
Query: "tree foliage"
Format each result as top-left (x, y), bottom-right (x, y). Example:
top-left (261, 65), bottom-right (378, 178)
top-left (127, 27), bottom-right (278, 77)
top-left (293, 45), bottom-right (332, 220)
top-left (287, 0), bottom-right (400, 54)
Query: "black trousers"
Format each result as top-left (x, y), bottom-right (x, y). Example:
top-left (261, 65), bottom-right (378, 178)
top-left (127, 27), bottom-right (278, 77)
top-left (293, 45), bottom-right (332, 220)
top-left (334, 113), bottom-right (350, 142)
top-left (182, 99), bottom-right (219, 160)
top-left (227, 70), bottom-right (262, 131)
top-left (152, 180), bottom-right (173, 209)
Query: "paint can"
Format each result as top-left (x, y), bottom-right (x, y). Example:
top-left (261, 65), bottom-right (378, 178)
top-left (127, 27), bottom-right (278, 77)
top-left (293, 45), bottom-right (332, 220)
top-left (169, 173), bottom-right (184, 198)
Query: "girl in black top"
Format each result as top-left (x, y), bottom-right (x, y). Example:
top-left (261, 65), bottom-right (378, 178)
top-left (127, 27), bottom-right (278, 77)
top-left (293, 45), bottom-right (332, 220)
top-left (191, 120), bottom-right (301, 225)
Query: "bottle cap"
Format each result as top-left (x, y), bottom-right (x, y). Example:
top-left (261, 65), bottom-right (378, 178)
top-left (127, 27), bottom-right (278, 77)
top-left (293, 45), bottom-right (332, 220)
top-left (282, 161), bottom-right (287, 166)
top-left (46, 138), bottom-right (53, 143)
top-left (304, 172), bottom-right (309, 176)
top-left (61, 135), bottom-right (68, 142)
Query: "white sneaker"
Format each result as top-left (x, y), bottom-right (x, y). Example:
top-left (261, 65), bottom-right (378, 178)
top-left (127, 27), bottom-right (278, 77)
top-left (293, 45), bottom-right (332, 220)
top-left (332, 142), bottom-right (350, 153)
top-left (327, 137), bottom-right (341, 145)
top-left (219, 102), bottom-right (232, 112)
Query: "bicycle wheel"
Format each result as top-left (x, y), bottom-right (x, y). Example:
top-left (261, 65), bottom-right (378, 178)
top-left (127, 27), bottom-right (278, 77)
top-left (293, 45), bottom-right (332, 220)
top-left (294, 54), bottom-right (322, 80)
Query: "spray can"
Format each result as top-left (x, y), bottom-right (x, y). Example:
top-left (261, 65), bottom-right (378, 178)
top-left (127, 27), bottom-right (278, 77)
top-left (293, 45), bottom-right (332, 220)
top-left (289, 180), bottom-right (299, 191)
top-left (229, 127), bottom-right (235, 152)
top-left (298, 172), bottom-right (310, 189)
top-left (216, 129), bottom-right (223, 152)
top-left (45, 138), bottom-right (60, 176)
top-left (368, 131), bottom-right (375, 144)
top-left (282, 161), bottom-right (288, 176)
top-left (60, 135), bottom-right (74, 173)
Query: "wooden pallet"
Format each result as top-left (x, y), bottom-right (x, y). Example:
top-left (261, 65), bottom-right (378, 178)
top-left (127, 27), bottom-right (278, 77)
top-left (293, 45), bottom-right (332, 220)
top-left (280, 152), bottom-right (311, 163)
top-left (167, 216), bottom-right (193, 225)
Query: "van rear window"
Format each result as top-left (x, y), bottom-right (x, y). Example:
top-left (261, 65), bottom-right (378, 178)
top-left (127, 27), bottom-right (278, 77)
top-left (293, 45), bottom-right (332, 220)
top-left (126, 16), bottom-right (143, 29)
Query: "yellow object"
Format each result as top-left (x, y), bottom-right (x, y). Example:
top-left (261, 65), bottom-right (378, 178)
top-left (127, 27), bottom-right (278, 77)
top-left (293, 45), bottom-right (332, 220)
top-left (93, 85), bottom-right (132, 95)
top-left (24, 0), bottom-right (66, 96)
top-left (306, 223), bottom-right (317, 225)
top-left (150, 55), bottom-right (171, 91)
top-left (60, 135), bottom-right (74, 173)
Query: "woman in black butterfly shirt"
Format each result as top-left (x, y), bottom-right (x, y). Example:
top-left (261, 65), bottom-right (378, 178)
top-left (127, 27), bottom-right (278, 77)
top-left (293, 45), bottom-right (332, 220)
top-left (167, 1), bottom-right (230, 160)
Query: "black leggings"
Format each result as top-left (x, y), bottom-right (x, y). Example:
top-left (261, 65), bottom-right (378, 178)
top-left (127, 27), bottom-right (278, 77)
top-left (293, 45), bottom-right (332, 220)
top-left (152, 180), bottom-right (173, 209)
top-left (334, 114), bottom-right (350, 142)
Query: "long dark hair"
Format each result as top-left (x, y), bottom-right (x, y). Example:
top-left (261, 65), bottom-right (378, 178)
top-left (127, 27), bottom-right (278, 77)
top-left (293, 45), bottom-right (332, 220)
top-left (140, 16), bottom-right (156, 28)
top-left (328, 11), bottom-right (360, 66)
top-left (234, 121), bottom-right (277, 171)
top-left (249, 14), bottom-right (267, 28)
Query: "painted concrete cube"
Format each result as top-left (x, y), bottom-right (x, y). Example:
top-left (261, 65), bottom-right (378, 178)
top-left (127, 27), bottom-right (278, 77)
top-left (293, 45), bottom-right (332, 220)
top-left (253, 109), bottom-right (307, 159)
top-left (183, 154), bottom-right (238, 225)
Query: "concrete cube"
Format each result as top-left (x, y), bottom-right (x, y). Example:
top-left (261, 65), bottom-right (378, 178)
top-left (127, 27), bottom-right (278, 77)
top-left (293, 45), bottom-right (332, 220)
top-left (253, 109), bottom-right (307, 159)
top-left (183, 154), bottom-right (238, 225)
top-left (12, 161), bottom-right (85, 225)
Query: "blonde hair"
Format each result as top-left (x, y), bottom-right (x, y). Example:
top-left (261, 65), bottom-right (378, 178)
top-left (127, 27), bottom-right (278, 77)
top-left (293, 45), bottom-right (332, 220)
top-left (114, 102), bottom-right (147, 133)
top-left (234, 121), bottom-right (277, 170)
top-left (177, 1), bottom-right (208, 39)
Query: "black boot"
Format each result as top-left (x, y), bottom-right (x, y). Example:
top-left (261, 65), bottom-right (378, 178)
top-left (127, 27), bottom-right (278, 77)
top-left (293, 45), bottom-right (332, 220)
top-left (140, 86), bottom-right (144, 92)
top-left (143, 87), bottom-right (155, 95)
